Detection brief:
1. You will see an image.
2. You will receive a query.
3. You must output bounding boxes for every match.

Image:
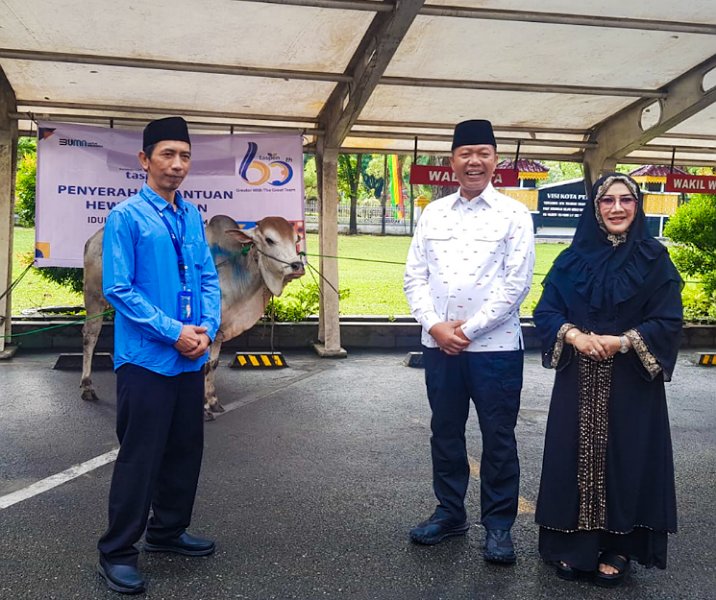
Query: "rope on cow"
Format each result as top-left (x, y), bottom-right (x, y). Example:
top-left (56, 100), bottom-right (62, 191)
top-left (305, 261), bottom-right (340, 296)
top-left (303, 252), bottom-right (406, 266)
top-left (213, 242), bottom-right (255, 270)
top-left (224, 243), bottom-right (548, 274)
top-left (2, 309), bottom-right (114, 339)
top-left (302, 251), bottom-right (552, 278)
top-left (0, 263), bottom-right (33, 303)
top-left (249, 245), bottom-right (340, 296)
top-left (265, 292), bottom-right (278, 354)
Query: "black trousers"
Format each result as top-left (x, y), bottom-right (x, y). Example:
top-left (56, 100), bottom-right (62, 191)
top-left (98, 364), bottom-right (205, 566)
top-left (423, 347), bottom-right (523, 530)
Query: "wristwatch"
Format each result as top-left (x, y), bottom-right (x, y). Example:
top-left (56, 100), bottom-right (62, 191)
top-left (619, 335), bottom-right (629, 354)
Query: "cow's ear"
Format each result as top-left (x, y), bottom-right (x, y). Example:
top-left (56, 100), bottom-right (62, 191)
top-left (224, 227), bottom-right (255, 244)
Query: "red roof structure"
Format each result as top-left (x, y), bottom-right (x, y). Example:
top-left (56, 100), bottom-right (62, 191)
top-left (496, 159), bottom-right (550, 180)
top-left (629, 165), bottom-right (688, 178)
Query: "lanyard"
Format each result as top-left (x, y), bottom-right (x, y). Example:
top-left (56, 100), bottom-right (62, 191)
top-left (141, 191), bottom-right (188, 287)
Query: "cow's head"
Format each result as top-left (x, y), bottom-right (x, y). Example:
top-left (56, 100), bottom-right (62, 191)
top-left (218, 216), bottom-right (305, 296)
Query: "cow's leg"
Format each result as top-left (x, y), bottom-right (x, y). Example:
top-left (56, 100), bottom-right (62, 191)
top-left (203, 332), bottom-right (225, 419)
top-left (80, 300), bottom-right (106, 402)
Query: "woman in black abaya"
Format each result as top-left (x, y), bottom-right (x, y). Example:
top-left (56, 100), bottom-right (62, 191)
top-left (533, 173), bottom-right (682, 587)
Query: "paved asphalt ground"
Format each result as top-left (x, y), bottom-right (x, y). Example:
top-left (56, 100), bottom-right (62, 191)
top-left (1, 349), bottom-right (714, 600)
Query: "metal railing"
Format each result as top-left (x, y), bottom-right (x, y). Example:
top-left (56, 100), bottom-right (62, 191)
top-left (304, 198), bottom-right (408, 227)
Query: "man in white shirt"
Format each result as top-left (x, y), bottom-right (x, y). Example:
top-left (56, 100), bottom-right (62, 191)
top-left (404, 120), bottom-right (535, 563)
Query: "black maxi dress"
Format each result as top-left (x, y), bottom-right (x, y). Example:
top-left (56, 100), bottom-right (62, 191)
top-left (533, 173), bottom-right (683, 571)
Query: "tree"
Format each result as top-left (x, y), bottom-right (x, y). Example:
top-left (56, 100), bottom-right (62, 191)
top-left (380, 155), bottom-right (387, 234)
top-left (402, 154), bottom-right (434, 202)
top-left (361, 155), bottom-right (384, 199)
top-left (541, 161), bottom-right (583, 186)
top-left (15, 151), bottom-right (37, 227)
top-left (426, 154), bottom-right (457, 200)
top-left (17, 136), bottom-right (37, 161)
top-left (303, 154), bottom-right (317, 201)
top-left (664, 194), bottom-right (716, 297)
top-left (338, 154), bottom-right (362, 235)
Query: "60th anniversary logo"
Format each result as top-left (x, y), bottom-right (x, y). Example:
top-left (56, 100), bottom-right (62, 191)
top-left (238, 142), bottom-right (294, 186)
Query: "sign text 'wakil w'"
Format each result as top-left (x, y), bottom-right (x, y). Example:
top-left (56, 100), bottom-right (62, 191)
top-left (409, 165), bottom-right (519, 187)
top-left (665, 174), bottom-right (716, 194)
top-left (35, 122), bottom-right (305, 267)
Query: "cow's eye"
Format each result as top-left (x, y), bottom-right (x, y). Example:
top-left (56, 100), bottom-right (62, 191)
top-left (265, 237), bottom-right (275, 246)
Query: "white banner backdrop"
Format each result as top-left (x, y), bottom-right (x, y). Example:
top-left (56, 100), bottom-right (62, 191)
top-left (35, 122), bottom-right (305, 267)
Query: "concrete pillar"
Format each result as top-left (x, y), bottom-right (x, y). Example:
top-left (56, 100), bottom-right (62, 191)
top-left (582, 153), bottom-right (617, 194)
top-left (0, 68), bottom-right (18, 357)
top-left (314, 143), bottom-right (346, 357)
top-left (315, 149), bottom-right (325, 342)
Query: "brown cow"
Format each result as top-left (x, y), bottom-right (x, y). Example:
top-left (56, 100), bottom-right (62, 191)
top-left (81, 215), bottom-right (305, 417)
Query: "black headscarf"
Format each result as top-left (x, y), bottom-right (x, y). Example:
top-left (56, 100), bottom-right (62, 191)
top-left (549, 173), bottom-right (680, 314)
top-left (536, 172), bottom-right (683, 378)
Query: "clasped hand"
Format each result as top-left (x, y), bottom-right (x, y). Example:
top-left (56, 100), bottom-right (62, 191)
top-left (572, 332), bottom-right (621, 361)
top-left (429, 320), bottom-right (470, 355)
top-left (174, 325), bottom-right (211, 360)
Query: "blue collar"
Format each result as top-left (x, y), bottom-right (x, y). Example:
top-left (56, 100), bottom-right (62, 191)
top-left (141, 183), bottom-right (188, 214)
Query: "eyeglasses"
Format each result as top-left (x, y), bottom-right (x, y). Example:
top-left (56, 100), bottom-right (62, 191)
top-left (598, 195), bottom-right (637, 208)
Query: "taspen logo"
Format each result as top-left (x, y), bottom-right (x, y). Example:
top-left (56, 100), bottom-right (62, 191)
top-left (58, 137), bottom-right (103, 148)
top-left (238, 142), bottom-right (293, 186)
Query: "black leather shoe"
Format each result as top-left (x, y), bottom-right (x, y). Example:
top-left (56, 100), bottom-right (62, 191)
top-left (144, 532), bottom-right (215, 557)
top-left (483, 529), bottom-right (516, 564)
top-left (97, 558), bottom-right (146, 594)
top-left (409, 513), bottom-right (470, 545)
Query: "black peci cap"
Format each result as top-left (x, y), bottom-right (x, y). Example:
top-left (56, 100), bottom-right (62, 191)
top-left (451, 119), bottom-right (496, 150)
top-left (142, 116), bottom-right (191, 149)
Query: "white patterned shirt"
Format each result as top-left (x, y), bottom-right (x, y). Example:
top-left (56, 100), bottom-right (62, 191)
top-left (404, 184), bottom-right (535, 352)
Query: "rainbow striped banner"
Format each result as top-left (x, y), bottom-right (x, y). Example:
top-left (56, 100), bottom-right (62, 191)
top-left (388, 155), bottom-right (404, 220)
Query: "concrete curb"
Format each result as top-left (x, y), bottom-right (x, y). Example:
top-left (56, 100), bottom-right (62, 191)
top-left (6, 317), bottom-right (716, 353)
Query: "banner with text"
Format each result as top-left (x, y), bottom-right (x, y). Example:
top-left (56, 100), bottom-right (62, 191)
top-left (409, 165), bottom-right (519, 188)
top-left (665, 174), bottom-right (716, 194)
top-left (35, 122), bottom-right (304, 267)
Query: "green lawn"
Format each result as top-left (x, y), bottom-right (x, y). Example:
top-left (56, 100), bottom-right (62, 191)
top-left (10, 226), bottom-right (566, 316)
top-left (10, 227), bottom-right (84, 314)
top-left (299, 234), bottom-right (565, 316)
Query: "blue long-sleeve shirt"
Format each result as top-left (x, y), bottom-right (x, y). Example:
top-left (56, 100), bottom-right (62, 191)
top-left (102, 183), bottom-right (221, 375)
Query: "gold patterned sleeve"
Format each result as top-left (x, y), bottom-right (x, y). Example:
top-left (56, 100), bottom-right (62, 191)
top-left (624, 328), bottom-right (662, 379)
top-left (550, 322), bottom-right (577, 368)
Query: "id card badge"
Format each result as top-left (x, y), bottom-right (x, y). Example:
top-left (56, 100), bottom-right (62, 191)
top-left (177, 290), bottom-right (193, 323)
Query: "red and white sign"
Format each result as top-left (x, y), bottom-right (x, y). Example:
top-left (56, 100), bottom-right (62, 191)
top-left (409, 165), bottom-right (519, 187)
top-left (665, 174), bottom-right (716, 194)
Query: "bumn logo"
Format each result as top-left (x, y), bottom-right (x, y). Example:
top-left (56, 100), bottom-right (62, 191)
top-left (59, 138), bottom-right (103, 148)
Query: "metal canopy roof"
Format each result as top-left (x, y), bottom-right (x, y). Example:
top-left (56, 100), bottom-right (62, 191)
top-left (1, 0), bottom-right (715, 166)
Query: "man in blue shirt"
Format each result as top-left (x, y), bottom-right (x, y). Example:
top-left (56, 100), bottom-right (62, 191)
top-left (97, 117), bottom-right (221, 594)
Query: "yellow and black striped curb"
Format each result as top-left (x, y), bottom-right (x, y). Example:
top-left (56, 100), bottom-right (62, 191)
top-left (695, 353), bottom-right (716, 366)
top-left (229, 352), bottom-right (288, 369)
